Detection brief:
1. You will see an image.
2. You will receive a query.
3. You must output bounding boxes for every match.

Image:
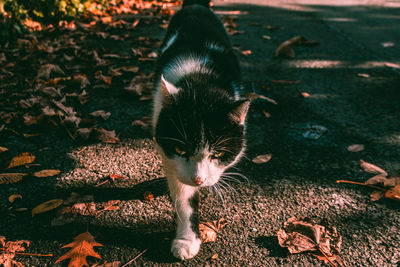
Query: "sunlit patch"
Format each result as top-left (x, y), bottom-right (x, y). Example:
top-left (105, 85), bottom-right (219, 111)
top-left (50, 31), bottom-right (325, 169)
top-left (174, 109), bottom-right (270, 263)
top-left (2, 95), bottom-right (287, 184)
top-left (324, 17), bottom-right (356, 22)
top-left (283, 60), bottom-right (342, 69)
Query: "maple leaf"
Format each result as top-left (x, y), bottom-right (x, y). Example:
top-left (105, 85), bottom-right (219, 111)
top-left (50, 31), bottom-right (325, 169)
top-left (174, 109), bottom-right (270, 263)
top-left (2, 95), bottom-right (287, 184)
top-left (55, 231), bottom-right (103, 267)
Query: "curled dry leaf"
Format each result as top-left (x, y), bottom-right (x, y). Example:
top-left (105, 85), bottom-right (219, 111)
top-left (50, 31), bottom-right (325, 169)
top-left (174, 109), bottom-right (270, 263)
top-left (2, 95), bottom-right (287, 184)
top-left (199, 218), bottom-right (228, 243)
top-left (0, 173), bottom-right (28, 184)
top-left (275, 36), bottom-right (319, 58)
top-left (245, 92), bottom-right (278, 105)
top-left (252, 153), bottom-right (272, 164)
top-left (277, 217), bottom-right (343, 266)
top-left (8, 194), bottom-right (22, 203)
top-left (33, 169), bottom-right (61, 178)
top-left (360, 160), bottom-right (388, 175)
top-left (347, 144), bottom-right (365, 152)
top-left (55, 231), bottom-right (103, 267)
top-left (7, 152), bottom-right (36, 169)
top-left (0, 147), bottom-right (8, 153)
top-left (32, 199), bottom-right (63, 217)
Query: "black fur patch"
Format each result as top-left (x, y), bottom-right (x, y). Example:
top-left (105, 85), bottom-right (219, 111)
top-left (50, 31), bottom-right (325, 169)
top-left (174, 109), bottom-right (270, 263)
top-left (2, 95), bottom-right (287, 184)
top-left (189, 191), bottom-right (200, 239)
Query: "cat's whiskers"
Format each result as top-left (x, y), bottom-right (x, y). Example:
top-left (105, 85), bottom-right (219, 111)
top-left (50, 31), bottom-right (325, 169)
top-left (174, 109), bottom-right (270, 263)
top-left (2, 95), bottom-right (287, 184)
top-left (169, 118), bottom-right (186, 140)
top-left (158, 137), bottom-right (186, 144)
top-left (222, 172), bottom-right (249, 184)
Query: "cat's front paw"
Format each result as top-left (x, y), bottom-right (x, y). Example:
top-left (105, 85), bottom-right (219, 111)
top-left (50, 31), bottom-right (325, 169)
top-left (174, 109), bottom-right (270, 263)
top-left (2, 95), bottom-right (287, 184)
top-left (171, 238), bottom-right (201, 260)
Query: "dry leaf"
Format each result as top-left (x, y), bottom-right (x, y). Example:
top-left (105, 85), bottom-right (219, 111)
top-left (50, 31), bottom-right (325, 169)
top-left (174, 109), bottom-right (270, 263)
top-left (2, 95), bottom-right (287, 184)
top-left (7, 152), bottom-right (36, 169)
top-left (277, 217), bottom-right (342, 266)
top-left (261, 35), bottom-right (271, 40)
top-left (275, 36), bottom-right (318, 58)
top-left (252, 154), bottom-right (272, 164)
top-left (37, 64), bottom-right (65, 80)
top-left (0, 173), bottom-right (28, 184)
top-left (245, 92), bottom-right (278, 105)
top-left (241, 50), bottom-right (252, 56)
top-left (109, 174), bottom-right (123, 181)
top-left (385, 185), bottom-right (400, 202)
top-left (8, 194), bottom-right (22, 203)
top-left (94, 128), bottom-right (120, 143)
top-left (144, 191), bottom-right (154, 202)
top-left (360, 160), bottom-right (388, 175)
top-left (52, 193), bottom-right (95, 226)
top-left (211, 253), bottom-right (218, 260)
top-left (0, 147), bottom-right (8, 153)
top-left (32, 199), bottom-right (63, 217)
top-left (357, 73), bottom-right (370, 78)
top-left (365, 174), bottom-right (400, 187)
top-left (55, 231), bottom-right (103, 267)
top-left (199, 218), bottom-right (228, 243)
top-left (299, 92), bottom-right (310, 98)
top-left (33, 169), bottom-right (61, 178)
top-left (347, 144), bottom-right (365, 152)
top-left (90, 110), bottom-right (111, 120)
top-left (0, 236), bottom-right (30, 267)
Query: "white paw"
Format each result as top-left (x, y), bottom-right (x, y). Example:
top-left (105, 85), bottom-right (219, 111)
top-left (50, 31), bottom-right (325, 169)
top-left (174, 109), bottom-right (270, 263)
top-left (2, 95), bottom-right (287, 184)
top-left (171, 238), bottom-right (201, 260)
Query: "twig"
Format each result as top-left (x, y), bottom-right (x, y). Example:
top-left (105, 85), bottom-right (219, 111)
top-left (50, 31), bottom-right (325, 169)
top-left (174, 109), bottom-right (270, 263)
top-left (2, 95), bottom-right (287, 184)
top-left (0, 247), bottom-right (53, 257)
top-left (76, 146), bottom-right (87, 154)
top-left (336, 180), bottom-right (386, 191)
top-left (121, 249), bottom-right (148, 267)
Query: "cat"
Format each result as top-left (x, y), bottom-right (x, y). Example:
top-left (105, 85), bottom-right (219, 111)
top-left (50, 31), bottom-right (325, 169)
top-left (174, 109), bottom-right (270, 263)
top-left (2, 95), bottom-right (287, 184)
top-left (152, 0), bottom-right (250, 260)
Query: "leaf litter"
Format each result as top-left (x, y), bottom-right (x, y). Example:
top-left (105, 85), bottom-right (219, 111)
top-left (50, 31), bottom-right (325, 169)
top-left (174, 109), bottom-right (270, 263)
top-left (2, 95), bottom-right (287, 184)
top-left (337, 160), bottom-right (400, 202)
top-left (199, 218), bottom-right (228, 243)
top-left (277, 217), bottom-right (343, 267)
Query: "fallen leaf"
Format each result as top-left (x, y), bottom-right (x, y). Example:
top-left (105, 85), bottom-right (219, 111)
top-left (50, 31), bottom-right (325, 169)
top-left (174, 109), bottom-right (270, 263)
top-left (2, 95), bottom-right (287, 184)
top-left (102, 76), bottom-right (112, 85)
top-left (277, 217), bottom-right (342, 266)
top-left (347, 144), bottom-right (365, 153)
top-left (144, 191), bottom-right (154, 202)
top-left (241, 50), bottom-right (252, 56)
top-left (0, 147), bottom-right (8, 153)
top-left (211, 253), bottom-right (218, 260)
top-left (261, 35), bottom-right (271, 40)
top-left (299, 92), bottom-right (310, 98)
top-left (94, 128), bottom-right (120, 143)
top-left (385, 185), bottom-right (400, 202)
top-left (32, 199), bottom-right (63, 217)
top-left (275, 36), bottom-right (318, 58)
top-left (8, 194), bottom-right (22, 203)
top-left (131, 117), bottom-right (152, 130)
top-left (7, 152), bottom-right (36, 169)
top-left (245, 92), bottom-right (278, 105)
top-left (360, 160), bottom-right (388, 175)
top-left (55, 231), bottom-right (103, 266)
top-left (0, 236), bottom-right (30, 267)
top-left (33, 169), bottom-right (61, 178)
top-left (357, 73), bottom-right (370, 78)
top-left (252, 154), bottom-right (272, 164)
top-left (0, 173), bottom-right (28, 184)
top-left (199, 218), bottom-right (228, 243)
top-left (365, 174), bottom-right (400, 187)
top-left (90, 110), bottom-right (111, 120)
top-left (265, 25), bottom-right (281, 30)
top-left (37, 64), bottom-right (65, 80)
top-left (109, 174), bottom-right (123, 181)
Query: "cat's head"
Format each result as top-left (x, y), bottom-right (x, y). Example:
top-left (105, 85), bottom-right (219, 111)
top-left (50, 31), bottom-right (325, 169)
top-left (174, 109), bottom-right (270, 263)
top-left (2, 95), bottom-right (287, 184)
top-left (155, 76), bottom-right (250, 187)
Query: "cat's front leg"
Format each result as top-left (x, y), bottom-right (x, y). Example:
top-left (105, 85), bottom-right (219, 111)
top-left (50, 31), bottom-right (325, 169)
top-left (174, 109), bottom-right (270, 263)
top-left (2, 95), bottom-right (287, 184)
top-left (168, 177), bottom-right (201, 260)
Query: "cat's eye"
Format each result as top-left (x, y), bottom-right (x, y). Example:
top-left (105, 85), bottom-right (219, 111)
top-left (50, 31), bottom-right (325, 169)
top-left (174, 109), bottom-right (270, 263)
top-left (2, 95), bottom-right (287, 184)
top-left (175, 146), bottom-right (187, 156)
top-left (211, 151), bottom-right (225, 158)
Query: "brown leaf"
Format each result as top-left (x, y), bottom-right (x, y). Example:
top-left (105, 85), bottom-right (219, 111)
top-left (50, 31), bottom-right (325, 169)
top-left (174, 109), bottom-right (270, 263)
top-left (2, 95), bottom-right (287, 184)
top-left (252, 153), bottom-right (272, 164)
top-left (241, 50), bottom-right (252, 56)
top-left (370, 190), bottom-right (385, 201)
top-left (277, 217), bottom-right (342, 265)
top-left (8, 194), bottom-right (22, 203)
top-left (299, 92), bottom-right (310, 98)
top-left (131, 116), bottom-right (152, 130)
top-left (365, 174), bottom-right (400, 187)
top-left (245, 92), bottom-right (278, 105)
top-left (33, 169), bottom-right (61, 178)
top-left (0, 147), bottom-right (8, 153)
top-left (275, 36), bottom-right (318, 58)
top-left (385, 185), bottom-right (400, 202)
top-left (55, 231), bottom-right (103, 266)
top-left (7, 152), bottom-right (35, 169)
top-left (0, 173), bottom-right (28, 184)
top-left (199, 219), bottom-right (228, 243)
top-left (37, 64), bottom-right (65, 80)
top-left (360, 160), bottom-right (388, 175)
top-left (32, 199), bottom-right (63, 217)
top-left (94, 128), bottom-right (120, 143)
top-left (0, 236), bottom-right (30, 267)
top-left (90, 110), bottom-right (111, 120)
top-left (109, 174), bottom-right (123, 181)
top-left (347, 144), bottom-right (364, 152)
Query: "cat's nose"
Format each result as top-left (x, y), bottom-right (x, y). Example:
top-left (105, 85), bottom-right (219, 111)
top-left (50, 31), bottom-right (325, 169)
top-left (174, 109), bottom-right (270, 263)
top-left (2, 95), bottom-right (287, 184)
top-left (192, 177), bottom-right (204, 185)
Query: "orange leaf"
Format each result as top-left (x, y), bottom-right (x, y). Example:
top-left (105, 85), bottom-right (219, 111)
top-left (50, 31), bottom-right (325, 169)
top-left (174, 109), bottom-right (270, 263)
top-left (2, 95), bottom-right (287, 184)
top-left (109, 174), bottom-right (123, 181)
top-left (34, 169), bottom-right (61, 178)
top-left (55, 231), bottom-right (103, 267)
top-left (8, 194), bottom-right (22, 203)
top-left (144, 191), bottom-right (154, 202)
top-left (7, 152), bottom-right (35, 169)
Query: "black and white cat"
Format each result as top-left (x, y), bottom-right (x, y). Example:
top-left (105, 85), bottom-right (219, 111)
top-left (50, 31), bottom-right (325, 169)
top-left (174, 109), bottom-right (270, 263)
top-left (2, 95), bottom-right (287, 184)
top-left (152, 0), bottom-right (250, 260)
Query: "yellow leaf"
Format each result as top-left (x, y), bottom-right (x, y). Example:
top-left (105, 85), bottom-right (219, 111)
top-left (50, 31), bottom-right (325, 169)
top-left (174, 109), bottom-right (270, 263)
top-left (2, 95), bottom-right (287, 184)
top-left (0, 173), bottom-right (28, 184)
top-left (7, 152), bottom-right (35, 169)
top-left (9, 194), bottom-right (22, 203)
top-left (32, 199), bottom-right (63, 217)
top-left (33, 169), bottom-right (61, 178)
top-left (55, 231), bottom-right (103, 266)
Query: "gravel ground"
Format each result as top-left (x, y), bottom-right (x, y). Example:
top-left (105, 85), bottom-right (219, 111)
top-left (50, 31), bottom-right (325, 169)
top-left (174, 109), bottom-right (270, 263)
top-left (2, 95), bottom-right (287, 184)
top-left (1, 0), bottom-right (399, 266)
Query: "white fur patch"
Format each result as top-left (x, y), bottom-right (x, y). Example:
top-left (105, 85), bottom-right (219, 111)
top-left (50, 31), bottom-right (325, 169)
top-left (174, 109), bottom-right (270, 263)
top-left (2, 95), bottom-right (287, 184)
top-left (163, 55), bottom-right (214, 84)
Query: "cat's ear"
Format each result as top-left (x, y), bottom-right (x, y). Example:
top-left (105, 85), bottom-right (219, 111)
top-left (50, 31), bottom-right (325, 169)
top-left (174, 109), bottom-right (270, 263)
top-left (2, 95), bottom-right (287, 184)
top-left (228, 99), bottom-right (250, 125)
top-left (160, 75), bottom-right (178, 106)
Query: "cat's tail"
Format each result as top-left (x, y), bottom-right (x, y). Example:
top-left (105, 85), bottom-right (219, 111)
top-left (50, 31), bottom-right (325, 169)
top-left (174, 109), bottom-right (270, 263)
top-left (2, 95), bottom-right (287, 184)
top-left (182, 0), bottom-right (210, 8)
